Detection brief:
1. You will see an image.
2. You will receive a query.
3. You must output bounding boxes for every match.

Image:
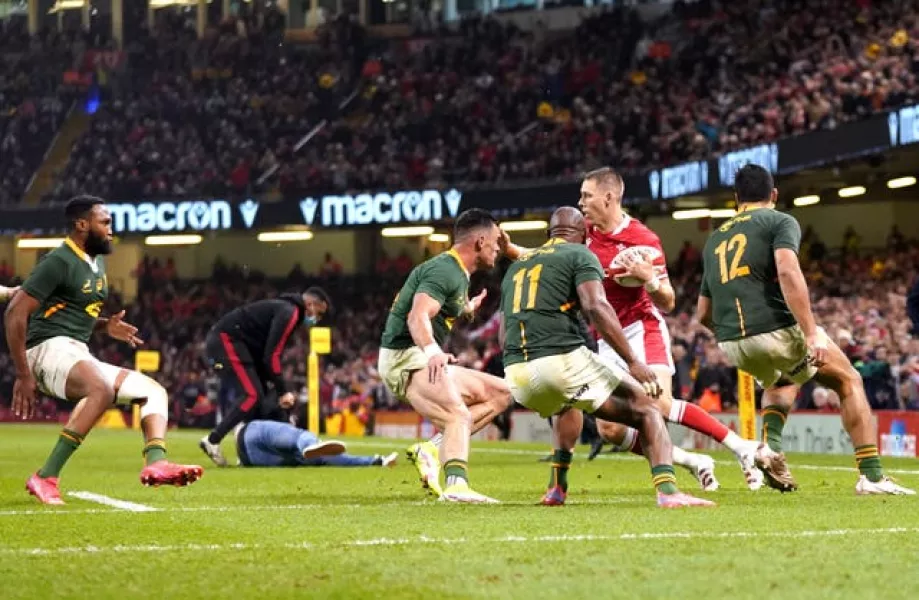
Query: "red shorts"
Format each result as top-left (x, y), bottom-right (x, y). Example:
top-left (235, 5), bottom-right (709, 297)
top-left (597, 314), bottom-right (674, 375)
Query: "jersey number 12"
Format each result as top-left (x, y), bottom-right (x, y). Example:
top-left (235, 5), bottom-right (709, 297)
top-left (511, 264), bottom-right (543, 313)
top-left (714, 234), bottom-right (751, 284)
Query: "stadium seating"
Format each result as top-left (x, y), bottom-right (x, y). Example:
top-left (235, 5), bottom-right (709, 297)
top-left (22, 1), bottom-right (917, 202)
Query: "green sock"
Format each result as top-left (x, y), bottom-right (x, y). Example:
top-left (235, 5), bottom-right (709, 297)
top-left (762, 406), bottom-right (788, 452)
top-left (549, 449), bottom-right (573, 492)
top-left (38, 429), bottom-right (85, 478)
top-left (143, 438), bottom-right (167, 466)
top-left (444, 459), bottom-right (468, 487)
top-left (855, 444), bottom-right (883, 483)
top-left (651, 464), bottom-right (678, 495)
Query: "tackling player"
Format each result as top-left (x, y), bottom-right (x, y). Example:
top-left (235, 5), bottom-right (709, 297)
top-left (4, 196), bottom-right (203, 505)
top-left (236, 420), bottom-right (398, 468)
top-left (199, 289), bottom-right (331, 467)
top-left (501, 207), bottom-right (713, 508)
top-left (696, 164), bottom-right (914, 495)
top-left (378, 208), bottom-right (513, 503)
top-left (577, 167), bottom-right (764, 491)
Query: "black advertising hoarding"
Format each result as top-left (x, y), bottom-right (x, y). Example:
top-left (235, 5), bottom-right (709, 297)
top-left (4, 103), bottom-right (919, 236)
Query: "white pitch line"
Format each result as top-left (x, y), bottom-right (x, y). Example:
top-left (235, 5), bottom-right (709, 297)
top-left (2, 527), bottom-right (917, 556)
top-left (345, 440), bottom-right (919, 476)
top-left (0, 497), bottom-right (644, 517)
top-left (67, 492), bottom-right (159, 512)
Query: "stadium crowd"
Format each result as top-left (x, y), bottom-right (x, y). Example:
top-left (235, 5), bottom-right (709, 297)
top-left (1, 226), bottom-right (917, 427)
top-left (1, 0), bottom-right (917, 203)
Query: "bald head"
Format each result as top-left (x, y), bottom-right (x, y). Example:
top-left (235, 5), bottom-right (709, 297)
top-left (548, 206), bottom-right (587, 244)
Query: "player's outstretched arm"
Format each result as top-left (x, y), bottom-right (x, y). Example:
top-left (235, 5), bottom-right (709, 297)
top-left (775, 248), bottom-right (825, 364)
top-left (498, 229), bottom-right (531, 261)
top-left (576, 279), bottom-right (661, 397)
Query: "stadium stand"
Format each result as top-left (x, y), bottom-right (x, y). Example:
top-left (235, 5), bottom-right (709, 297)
top-left (17, 0), bottom-right (918, 202)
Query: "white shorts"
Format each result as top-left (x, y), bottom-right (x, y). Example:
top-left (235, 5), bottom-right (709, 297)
top-left (26, 336), bottom-right (131, 403)
top-left (377, 346), bottom-right (429, 402)
top-left (718, 325), bottom-right (823, 389)
top-left (597, 315), bottom-right (675, 375)
top-left (504, 346), bottom-right (625, 418)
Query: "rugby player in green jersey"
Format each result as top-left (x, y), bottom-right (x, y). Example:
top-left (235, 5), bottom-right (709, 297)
top-left (379, 209), bottom-right (515, 503)
top-left (4, 196), bottom-right (203, 505)
top-left (696, 164), bottom-right (914, 495)
top-left (501, 207), bottom-right (714, 508)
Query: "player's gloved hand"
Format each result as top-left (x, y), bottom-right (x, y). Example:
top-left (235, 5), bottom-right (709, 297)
top-left (627, 361), bottom-right (661, 398)
top-left (278, 392), bottom-right (296, 409)
top-left (427, 352), bottom-right (456, 384)
top-left (12, 375), bottom-right (38, 420)
top-left (465, 289), bottom-right (488, 315)
top-left (806, 331), bottom-right (828, 368)
top-left (106, 310), bottom-right (145, 348)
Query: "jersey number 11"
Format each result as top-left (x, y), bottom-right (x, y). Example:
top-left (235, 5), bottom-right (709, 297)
top-left (511, 264), bottom-right (543, 313)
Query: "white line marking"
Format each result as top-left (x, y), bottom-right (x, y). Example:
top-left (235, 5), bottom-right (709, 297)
top-left (2, 527), bottom-right (917, 556)
top-left (0, 497), bottom-right (643, 517)
top-left (345, 440), bottom-right (919, 476)
top-left (68, 492), bottom-right (159, 512)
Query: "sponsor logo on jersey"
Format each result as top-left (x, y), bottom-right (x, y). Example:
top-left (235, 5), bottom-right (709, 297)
top-left (299, 189), bottom-right (463, 227)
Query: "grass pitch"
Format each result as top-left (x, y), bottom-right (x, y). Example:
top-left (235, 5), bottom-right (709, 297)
top-left (1, 424), bottom-right (917, 600)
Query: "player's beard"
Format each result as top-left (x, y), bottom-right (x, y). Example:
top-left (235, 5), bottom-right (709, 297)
top-left (85, 231), bottom-right (113, 256)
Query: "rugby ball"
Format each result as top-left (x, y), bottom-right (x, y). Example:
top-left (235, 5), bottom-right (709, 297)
top-left (609, 245), bottom-right (664, 288)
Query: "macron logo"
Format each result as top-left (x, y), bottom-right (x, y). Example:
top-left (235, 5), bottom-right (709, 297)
top-left (300, 198), bottom-right (318, 226)
top-left (239, 199), bottom-right (260, 229)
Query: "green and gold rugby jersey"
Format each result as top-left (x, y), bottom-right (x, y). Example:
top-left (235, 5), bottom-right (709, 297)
top-left (700, 207), bottom-right (800, 342)
top-left (21, 238), bottom-right (108, 349)
top-left (502, 238), bottom-right (603, 366)
top-left (380, 250), bottom-right (470, 350)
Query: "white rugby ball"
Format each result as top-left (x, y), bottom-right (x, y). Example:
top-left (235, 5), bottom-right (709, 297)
top-left (609, 245), bottom-right (663, 288)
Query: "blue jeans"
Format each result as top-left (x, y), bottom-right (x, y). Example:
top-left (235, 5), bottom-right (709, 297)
top-left (239, 420), bottom-right (375, 467)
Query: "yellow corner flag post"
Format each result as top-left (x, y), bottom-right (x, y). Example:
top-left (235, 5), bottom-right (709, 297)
top-left (132, 350), bottom-right (161, 430)
top-left (737, 369), bottom-right (756, 440)
top-left (308, 327), bottom-right (331, 434)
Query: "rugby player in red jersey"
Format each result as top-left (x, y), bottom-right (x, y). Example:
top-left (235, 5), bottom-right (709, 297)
top-left (574, 167), bottom-right (768, 491)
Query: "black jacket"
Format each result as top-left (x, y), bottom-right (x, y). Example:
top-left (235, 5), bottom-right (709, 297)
top-left (908, 277), bottom-right (919, 336)
top-left (213, 294), bottom-right (306, 394)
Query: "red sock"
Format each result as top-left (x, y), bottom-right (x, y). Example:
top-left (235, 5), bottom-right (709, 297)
top-left (671, 400), bottom-right (730, 442)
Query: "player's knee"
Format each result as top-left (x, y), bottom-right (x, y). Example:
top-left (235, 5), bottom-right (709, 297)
top-left (596, 418), bottom-right (623, 438)
top-left (443, 401), bottom-right (472, 426)
top-left (120, 372), bottom-right (168, 419)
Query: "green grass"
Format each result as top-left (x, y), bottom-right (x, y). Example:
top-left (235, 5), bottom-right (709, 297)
top-left (1, 424), bottom-right (918, 600)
